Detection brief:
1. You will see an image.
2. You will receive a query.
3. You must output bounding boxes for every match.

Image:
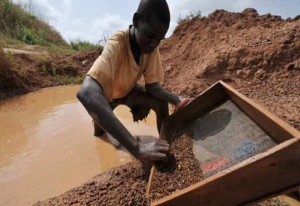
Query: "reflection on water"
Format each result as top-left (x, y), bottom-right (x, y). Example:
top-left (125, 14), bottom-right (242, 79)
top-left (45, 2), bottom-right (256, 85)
top-left (0, 85), bottom-right (158, 206)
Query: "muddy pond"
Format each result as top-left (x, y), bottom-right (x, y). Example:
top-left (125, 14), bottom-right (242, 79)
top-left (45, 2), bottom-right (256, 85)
top-left (0, 85), bottom-right (158, 206)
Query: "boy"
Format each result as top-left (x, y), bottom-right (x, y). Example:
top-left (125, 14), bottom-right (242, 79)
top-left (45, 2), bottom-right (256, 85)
top-left (77, 0), bottom-right (191, 162)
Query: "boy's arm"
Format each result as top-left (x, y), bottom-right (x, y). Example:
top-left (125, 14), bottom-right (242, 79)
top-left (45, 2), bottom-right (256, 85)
top-left (77, 76), bottom-right (169, 161)
top-left (145, 82), bottom-right (192, 111)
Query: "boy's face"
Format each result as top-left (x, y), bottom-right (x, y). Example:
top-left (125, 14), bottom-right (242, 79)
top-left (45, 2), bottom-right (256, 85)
top-left (135, 15), bottom-right (169, 53)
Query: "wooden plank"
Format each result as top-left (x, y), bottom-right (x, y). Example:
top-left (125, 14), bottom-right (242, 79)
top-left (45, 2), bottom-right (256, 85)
top-left (219, 81), bottom-right (300, 143)
top-left (164, 81), bottom-right (228, 127)
top-left (151, 138), bottom-right (300, 206)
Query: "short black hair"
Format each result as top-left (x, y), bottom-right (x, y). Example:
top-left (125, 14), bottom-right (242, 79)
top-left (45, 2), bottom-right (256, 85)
top-left (136, 0), bottom-right (170, 26)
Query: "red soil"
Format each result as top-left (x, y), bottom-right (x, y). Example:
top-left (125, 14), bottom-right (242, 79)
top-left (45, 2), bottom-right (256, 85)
top-left (160, 8), bottom-right (300, 131)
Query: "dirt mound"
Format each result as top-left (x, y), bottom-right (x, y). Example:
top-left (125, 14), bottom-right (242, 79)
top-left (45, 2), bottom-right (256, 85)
top-left (0, 46), bottom-right (8, 68)
top-left (0, 46), bottom-right (39, 98)
top-left (160, 8), bottom-right (300, 131)
top-left (0, 48), bottom-right (101, 99)
top-left (0, 47), bottom-right (10, 84)
top-left (48, 47), bottom-right (102, 76)
top-left (0, 46), bottom-right (13, 88)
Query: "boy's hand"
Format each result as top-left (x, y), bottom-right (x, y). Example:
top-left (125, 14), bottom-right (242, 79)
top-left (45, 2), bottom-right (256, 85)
top-left (134, 136), bottom-right (170, 162)
top-left (174, 97), bottom-right (193, 111)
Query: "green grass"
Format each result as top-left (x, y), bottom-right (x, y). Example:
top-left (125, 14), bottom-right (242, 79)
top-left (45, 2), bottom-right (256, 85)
top-left (0, 0), bottom-right (101, 54)
top-left (0, 34), bottom-right (28, 48)
top-left (0, 0), bottom-right (67, 47)
top-left (70, 39), bottom-right (99, 51)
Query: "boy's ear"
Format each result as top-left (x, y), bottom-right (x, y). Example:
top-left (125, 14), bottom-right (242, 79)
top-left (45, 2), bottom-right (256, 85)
top-left (133, 12), bottom-right (143, 28)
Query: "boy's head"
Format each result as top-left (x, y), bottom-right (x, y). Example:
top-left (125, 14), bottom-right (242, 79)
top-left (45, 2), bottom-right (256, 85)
top-left (133, 0), bottom-right (170, 53)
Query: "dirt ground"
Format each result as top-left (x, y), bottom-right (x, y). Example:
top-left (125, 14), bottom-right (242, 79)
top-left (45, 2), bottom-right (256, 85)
top-left (0, 46), bottom-right (101, 99)
top-left (34, 162), bottom-right (152, 206)
top-left (3, 8), bottom-right (300, 206)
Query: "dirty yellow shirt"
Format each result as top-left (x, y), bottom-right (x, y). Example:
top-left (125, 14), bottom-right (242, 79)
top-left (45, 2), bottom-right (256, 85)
top-left (87, 28), bottom-right (163, 102)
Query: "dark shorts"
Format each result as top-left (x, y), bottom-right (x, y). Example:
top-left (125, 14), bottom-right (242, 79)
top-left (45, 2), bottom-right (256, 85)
top-left (110, 85), bottom-right (151, 122)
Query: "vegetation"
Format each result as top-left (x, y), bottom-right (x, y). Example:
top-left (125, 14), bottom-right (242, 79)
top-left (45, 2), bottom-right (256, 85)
top-left (0, 0), bottom-right (100, 53)
top-left (70, 39), bottom-right (99, 51)
top-left (177, 10), bottom-right (202, 24)
top-left (0, 0), bottom-right (68, 46)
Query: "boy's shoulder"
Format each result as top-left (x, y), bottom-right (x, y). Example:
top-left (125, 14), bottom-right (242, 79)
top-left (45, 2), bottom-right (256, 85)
top-left (103, 29), bottom-right (129, 54)
top-left (108, 29), bottom-right (128, 46)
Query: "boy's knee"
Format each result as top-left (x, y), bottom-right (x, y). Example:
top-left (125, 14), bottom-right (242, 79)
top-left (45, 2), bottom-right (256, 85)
top-left (152, 98), bottom-right (168, 114)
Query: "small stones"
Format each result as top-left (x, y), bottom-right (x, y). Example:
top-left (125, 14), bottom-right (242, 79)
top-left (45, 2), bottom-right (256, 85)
top-left (149, 132), bottom-right (203, 201)
top-left (114, 170), bottom-right (120, 176)
top-left (254, 69), bottom-right (267, 80)
top-left (82, 59), bottom-right (89, 66)
top-left (178, 164), bottom-right (182, 170)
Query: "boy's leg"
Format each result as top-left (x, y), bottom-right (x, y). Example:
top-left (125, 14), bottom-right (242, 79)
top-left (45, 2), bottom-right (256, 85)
top-left (93, 120), bottom-right (105, 137)
top-left (93, 84), bottom-right (168, 135)
top-left (124, 86), bottom-right (169, 133)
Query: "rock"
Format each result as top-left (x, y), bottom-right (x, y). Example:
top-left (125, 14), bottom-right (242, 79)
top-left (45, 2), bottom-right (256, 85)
top-left (244, 69), bottom-right (252, 77)
top-left (255, 69), bottom-right (267, 79)
top-left (286, 59), bottom-right (300, 71)
top-left (236, 70), bottom-right (244, 77)
top-left (23, 45), bottom-right (35, 51)
top-left (165, 65), bottom-right (173, 72)
top-left (82, 59), bottom-right (89, 66)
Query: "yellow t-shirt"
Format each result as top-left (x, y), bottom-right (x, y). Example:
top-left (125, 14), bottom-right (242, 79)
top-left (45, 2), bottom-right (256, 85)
top-left (87, 28), bottom-right (163, 102)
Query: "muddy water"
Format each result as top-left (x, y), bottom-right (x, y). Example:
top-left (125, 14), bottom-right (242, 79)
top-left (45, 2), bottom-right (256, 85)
top-left (0, 85), bottom-right (158, 206)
